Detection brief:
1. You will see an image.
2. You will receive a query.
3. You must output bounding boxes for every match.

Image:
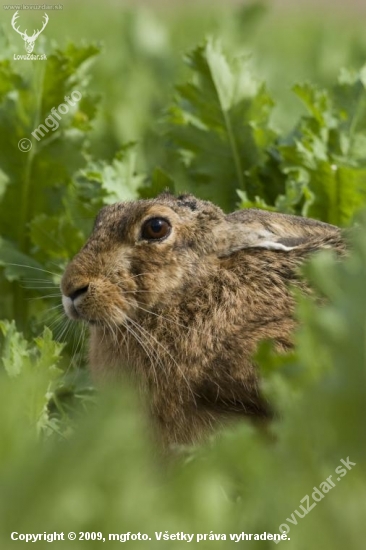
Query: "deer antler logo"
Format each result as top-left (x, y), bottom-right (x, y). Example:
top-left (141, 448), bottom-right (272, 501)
top-left (11, 11), bottom-right (49, 53)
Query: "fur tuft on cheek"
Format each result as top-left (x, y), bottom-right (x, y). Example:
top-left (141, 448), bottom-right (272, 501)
top-left (85, 279), bottom-right (138, 323)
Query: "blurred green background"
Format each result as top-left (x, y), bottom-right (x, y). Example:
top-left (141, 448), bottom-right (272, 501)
top-left (0, 1), bottom-right (366, 548)
top-left (3, 0), bottom-right (366, 168)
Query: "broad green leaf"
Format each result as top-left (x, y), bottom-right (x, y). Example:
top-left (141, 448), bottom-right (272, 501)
top-left (308, 164), bottom-right (366, 225)
top-left (168, 39), bottom-right (277, 211)
top-left (0, 237), bottom-right (44, 282)
top-left (29, 214), bottom-right (85, 260)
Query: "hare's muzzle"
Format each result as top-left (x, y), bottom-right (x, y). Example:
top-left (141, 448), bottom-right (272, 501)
top-left (62, 284), bottom-right (89, 319)
top-left (61, 283), bottom-right (89, 321)
top-left (61, 255), bottom-right (137, 326)
top-left (60, 257), bottom-right (95, 321)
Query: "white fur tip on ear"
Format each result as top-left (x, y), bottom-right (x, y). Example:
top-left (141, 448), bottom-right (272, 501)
top-left (257, 241), bottom-right (296, 252)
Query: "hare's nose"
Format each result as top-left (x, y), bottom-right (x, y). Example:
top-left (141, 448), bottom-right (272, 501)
top-left (69, 285), bottom-right (89, 302)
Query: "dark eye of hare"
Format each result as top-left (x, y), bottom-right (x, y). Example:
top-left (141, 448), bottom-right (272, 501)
top-left (141, 218), bottom-right (171, 241)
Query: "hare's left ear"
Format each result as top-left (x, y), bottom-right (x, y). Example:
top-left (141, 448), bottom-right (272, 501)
top-left (215, 208), bottom-right (339, 257)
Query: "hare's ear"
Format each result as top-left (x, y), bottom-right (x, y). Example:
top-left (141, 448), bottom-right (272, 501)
top-left (215, 209), bottom-right (337, 257)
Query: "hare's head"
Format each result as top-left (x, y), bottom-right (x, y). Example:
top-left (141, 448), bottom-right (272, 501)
top-left (61, 192), bottom-right (341, 328)
top-left (61, 193), bottom-right (225, 325)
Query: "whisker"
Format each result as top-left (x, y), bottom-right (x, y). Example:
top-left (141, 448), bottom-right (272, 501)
top-left (21, 277), bottom-right (57, 282)
top-left (99, 321), bottom-right (106, 347)
top-left (39, 311), bottom-right (63, 331)
top-left (121, 290), bottom-right (152, 294)
top-left (56, 317), bottom-right (74, 344)
top-left (22, 288), bottom-right (60, 292)
top-left (68, 322), bottom-right (86, 372)
top-left (120, 316), bottom-right (160, 391)
top-left (21, 278), bottom-right (59, 284)
top-left (27, 294), bottom-right (61, 301)
top-left (129, 272), bottom-right (152, 280)
top-left (42, 304), bottom-right (64, 314)
top-left (4, 263), bottom-right (61, 277)
top-left (125, 314), bottom-right (194, 404)
top-left (105, 318), bottom-right (119, 349)
top-left (133, 301), bottom-right (193, 332)
top-left (124, 296), bottom-right (207, 338)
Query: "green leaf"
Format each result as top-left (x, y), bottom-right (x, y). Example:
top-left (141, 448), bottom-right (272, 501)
top-left (29, 214), bottom-right (85, 260)
top-left (307, 163), bottom-right (366, 225)
top-left (139, 167), bottom-right (175, 198)
top-left (0, 237), bottom-right (44, 282)
top-left (0, 321), bottom-right (65, 434)
top-left (273, 74), bottom-right (366, 223)
top-left (168, 39), bottom-right (277, 211)
top-left (237, 189), bottom-right (276, 211)
top-left (101, 144), bottom-right (145, 202)
top-left (0, 319), bottom-right (29, 377)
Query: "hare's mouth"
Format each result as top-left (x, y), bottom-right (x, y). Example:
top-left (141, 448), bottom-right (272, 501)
top-left (62, 293), bottom-right (129, 327)
top-left (61, 277), bottom-right (135, 326)
top-left (62, 294), bottom-right (101, 324)
top-left (62, 294), bottom-right (82, 320)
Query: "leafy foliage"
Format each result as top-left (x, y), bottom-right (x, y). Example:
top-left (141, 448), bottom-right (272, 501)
top-left (167, 39), bottom-right (276, 211)
top-left (1, 223), bottom-right (366, 549)
top-left (275, 74), bottom-right (366, 223)
top-left (168, 41), bottom-right (366, 222)
top-left (0, 45), bottom-right (143, 329)
top-left (0, 5), bottom-right (366, 549)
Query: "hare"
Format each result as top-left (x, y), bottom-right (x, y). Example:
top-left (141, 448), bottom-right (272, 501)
top-left (61, 193), bottom-right (344, 446)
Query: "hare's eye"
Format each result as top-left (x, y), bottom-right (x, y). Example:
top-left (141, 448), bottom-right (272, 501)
top-left (141, 218), bottom-right (171, 241)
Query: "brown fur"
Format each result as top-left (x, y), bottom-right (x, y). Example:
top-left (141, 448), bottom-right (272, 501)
top-left (61, 193), bottom-right (344, 446)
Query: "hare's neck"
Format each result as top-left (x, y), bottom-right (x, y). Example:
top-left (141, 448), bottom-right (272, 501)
top-left (88, 320), bottom-right (177, 386)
